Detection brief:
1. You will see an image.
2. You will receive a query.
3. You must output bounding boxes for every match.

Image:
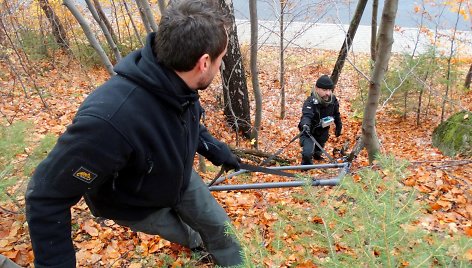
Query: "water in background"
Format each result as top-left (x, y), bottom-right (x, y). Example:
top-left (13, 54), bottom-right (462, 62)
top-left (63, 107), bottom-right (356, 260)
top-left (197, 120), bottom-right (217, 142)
top-left (233, 0), bottom-right (470, 31)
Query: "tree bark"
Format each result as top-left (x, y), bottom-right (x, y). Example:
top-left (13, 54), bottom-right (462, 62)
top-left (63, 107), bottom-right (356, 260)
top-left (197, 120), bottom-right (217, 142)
top-left (279, 0), bottom-right (285, 119)
top-left (135, 0), bottom-right (152, 33)
top-left (249, 0), bottom-right (262, 148)
top-left (465, 63), bottom-right (472, 89)
top-left (441, 1), bottom-right (462, 122)
top-left (140, 0), bottom-right (159, 32)
top-left (38, 0), bottom-right (69, 51)
top-left (85, 0), bottom-right (122, 62)
top-left (362, 0), bottom-right (398, 163)
top-left (219, 0), bottom-right (252, 138)
top-left (92, 0), bottom-right (118, 43)
top-left (370, 0), bottom-right (378, 63)
top-left (330, 0), bottom-right (368, 86)
top-left (63, 0), bottom-right (115, 76)
top-left (123, 0), bottom-right (144, 47)
top-left (157, 0), bottom-right (166, 14)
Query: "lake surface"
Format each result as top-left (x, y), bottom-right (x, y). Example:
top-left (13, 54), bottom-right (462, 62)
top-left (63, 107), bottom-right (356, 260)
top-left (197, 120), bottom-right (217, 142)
top-left (233, 0), bottom-right (470, 31)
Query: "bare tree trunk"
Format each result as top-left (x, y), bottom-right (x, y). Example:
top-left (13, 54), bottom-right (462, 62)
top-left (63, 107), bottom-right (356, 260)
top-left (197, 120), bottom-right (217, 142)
top-left (135, 0), bottom-right (152, 34)
top-left (249, 0), bottom-right (261, 148)
top-left (370, 0), bottom-right (378, 63)
top-left (38, 0), bottom-right (69, 51)
top-left (85, 0), bottom-right (122, 62)
top-left (219, 0), bottom-right (252, 138)
top-left (123, 0), bottom-right (144, 47)
top-left (109, 0), bottom-right (122, 43)
top-left (92, 0), bottom-right (118, 43)
top-left (63, 0), bottom-right (115, 76)
top-left (140, 0), bottom-right (159, 32)
top-left (330, 0), bottom-right (368, 86)
top-left (362, 0), bottom-right (398, 163)
top-left (157, 0), bottom-right (167, 14)
top-left (441, 1), bottom-right (462, 122)
top-left (465, 63), bottom-right (472, 89)
top-left (279, 0), bottom-right (286, 119)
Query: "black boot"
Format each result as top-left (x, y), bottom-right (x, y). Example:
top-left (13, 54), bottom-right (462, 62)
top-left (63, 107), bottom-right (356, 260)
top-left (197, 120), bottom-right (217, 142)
top-left (301, 155), bottom-right (313, 165)
top-left (313, 153), bottom-right (324, 161)
top-left (191, 245), bottom-right (214, 264)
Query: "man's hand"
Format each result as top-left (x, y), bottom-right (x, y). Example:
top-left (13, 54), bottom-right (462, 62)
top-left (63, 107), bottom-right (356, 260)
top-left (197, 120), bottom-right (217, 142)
top-left (302, 124), bottom-right (310, 133)
top-left (222, 153), bottom-right (241, 172)
top-left (335, 127), bottom-right (342, 137)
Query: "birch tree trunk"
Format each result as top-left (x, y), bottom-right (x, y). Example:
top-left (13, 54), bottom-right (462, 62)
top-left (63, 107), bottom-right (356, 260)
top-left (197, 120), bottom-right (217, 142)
top-left (63, 0), bottom-right (115, 76)
top-left (135, 0), bottom-right (152, 33)
top-left (279, 0), bottom-right (285, 119)
top-left (123, 0), bottom-right (144, 46)
top-left (157, 0), bottom-right (166, 14)
top-left (249, 0), bottom-right (261, 148)
top-left (219, 0), bottom-right (252, 138)
top-left (84, 0), bottom-right (122, 62)
top-left (92, 0), bottom-right (118, 43)
top-left (330, 0), bottom-right (368, 86)
top-left (140, 0), bottom-right (159, 32)
top-left (362, 0), bottom-right (398, 163)
top-left (441, 1), bottom-right (462, 122)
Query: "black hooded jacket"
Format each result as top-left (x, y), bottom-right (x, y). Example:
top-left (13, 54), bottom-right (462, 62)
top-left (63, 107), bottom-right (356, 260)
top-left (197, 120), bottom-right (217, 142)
top-left (25, 33), bottom-right (233, 267)
top-left (298, 93), bottom-right (342, 137)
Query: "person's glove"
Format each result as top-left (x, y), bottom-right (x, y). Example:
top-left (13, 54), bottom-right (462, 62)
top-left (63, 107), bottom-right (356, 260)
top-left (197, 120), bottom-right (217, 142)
top-left (302, 124), bottom-right (310, 133)
top-left (335, 127), bottom-right (342, 137)
top-left (222, 153), bottom-right (241, 172)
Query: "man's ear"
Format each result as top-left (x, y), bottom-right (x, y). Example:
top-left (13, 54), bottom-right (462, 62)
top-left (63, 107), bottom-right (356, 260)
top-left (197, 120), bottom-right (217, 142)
top-left (197, 54), bottom-right (210, 72)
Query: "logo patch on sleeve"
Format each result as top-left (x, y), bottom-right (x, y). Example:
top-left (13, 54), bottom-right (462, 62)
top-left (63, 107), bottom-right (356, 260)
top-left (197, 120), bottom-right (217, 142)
top-left (73, 167), bottom-right (98, 183)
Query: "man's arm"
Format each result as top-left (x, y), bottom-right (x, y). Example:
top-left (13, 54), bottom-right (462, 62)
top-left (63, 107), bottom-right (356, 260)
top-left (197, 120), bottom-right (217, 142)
top-left (298, 96), bottom-right (318, 131)
top-left (333, 96), bottom-right (342, 136)
top-left (26, 116), bottom-right (131, 267)
top-left (197, 124), bottom-right (240, 171)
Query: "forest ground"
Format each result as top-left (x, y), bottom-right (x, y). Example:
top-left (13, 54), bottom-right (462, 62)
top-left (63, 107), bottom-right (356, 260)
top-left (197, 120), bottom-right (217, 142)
top-left (0, 47), bottom-right (471, 266)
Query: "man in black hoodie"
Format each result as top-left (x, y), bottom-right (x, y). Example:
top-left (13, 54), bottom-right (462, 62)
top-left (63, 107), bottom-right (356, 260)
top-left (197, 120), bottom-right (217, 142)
top-left (25, 0), bottom-right (243, 266)
top-left (298, 75), bottom-right (342, 165)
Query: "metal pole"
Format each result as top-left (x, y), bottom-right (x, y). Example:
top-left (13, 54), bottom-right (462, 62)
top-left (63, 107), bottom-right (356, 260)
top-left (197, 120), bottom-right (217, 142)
top-left (209, 162), bottom-right (351, 191)
top-left (209, 178), bottom-right (339, 191)
top-left (212, 162), bottom-right (349, 186)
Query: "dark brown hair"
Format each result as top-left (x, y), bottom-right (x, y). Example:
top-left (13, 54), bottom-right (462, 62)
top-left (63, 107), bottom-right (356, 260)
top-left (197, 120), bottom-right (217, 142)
top-left (153, 0), bottom-right (230, 72)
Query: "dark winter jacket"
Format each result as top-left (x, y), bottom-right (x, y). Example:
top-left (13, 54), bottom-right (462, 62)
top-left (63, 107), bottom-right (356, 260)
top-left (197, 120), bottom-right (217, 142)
top-left (25, 33), bottom-right (233, 268)
top-left (298, 93), bottom-right (342, 137)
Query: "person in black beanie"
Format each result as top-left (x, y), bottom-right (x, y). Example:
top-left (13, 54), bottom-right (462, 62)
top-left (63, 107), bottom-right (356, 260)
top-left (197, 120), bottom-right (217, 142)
top-left (298, 75), bottom-right (342, 164)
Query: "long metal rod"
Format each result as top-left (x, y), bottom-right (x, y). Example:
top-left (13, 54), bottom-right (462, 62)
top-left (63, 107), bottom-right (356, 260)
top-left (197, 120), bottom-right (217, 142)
top-left (209, 162), bottom-right (351, 191)
top-left (209, 178), bottom-right (339, 191)
top-left (212, 162), bottom-right (349, 186)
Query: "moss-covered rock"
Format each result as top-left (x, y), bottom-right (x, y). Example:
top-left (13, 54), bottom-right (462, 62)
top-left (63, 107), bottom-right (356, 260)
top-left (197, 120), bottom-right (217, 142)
top-left (432, 110), bottom-right (472, 157)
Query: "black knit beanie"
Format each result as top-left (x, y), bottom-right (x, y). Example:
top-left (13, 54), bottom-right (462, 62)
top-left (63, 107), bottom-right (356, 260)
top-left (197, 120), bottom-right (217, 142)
top-left (315, 75), bottom-right (334, 89)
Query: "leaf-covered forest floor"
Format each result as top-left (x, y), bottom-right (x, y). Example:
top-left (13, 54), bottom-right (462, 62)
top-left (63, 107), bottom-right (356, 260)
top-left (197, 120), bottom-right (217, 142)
top-left (0, 47), bottom-right (471, 266)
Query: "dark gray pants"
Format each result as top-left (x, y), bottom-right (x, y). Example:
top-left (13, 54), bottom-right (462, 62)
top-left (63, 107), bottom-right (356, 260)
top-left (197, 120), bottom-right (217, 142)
top-left (116, 170), bottom-right (242, 266)
top-left (300, 130), bottom-right (329, 164)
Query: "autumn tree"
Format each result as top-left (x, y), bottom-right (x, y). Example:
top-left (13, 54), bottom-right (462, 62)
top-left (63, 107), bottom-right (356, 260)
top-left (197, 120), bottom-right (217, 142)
top-left (38, 0), bottom-right (69, 51)
top-left (219, 0), bottom-right (252, 138)
top-left (330, 0), bottom-right (368, 86)
top-left (63, 0), bottom-right (115, 75)
top-left (465, 63), bottom-right (472, 89)
top-left (362, 0), bottom-right (399, 163)
top-left (249, 0), bottom-right (262, 148)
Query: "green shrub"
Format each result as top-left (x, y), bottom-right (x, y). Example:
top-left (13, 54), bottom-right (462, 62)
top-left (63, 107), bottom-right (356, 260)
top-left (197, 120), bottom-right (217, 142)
top-left (234, 154), bottom-right (471, 267)
top-left (17, 29), bottom-right (60, 60)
